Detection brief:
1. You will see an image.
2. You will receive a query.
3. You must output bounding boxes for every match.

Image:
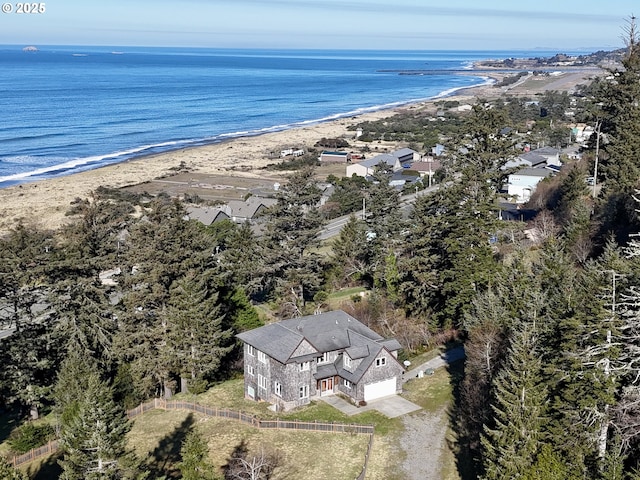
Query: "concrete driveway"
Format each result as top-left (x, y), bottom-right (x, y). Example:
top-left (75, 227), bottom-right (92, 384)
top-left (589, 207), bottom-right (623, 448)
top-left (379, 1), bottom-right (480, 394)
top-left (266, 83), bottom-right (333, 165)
top-left (320, 394), bottom-right (421, 418)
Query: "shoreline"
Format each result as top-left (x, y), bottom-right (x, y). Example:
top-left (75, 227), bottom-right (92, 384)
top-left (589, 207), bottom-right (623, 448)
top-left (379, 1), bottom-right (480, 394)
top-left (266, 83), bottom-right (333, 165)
top-left (0, 68), bottom-right (598, 233)
top-left (0, 73), bottom-right (493, 188)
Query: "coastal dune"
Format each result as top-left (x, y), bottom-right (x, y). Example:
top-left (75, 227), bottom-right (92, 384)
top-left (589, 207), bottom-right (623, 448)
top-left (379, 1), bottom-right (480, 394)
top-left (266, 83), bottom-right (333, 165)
top-left (0, 71), bottom-right (594, 233)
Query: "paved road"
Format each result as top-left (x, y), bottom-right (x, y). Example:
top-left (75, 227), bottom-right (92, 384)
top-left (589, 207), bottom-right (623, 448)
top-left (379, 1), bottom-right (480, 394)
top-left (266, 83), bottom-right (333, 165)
top-left (318, 184), bottom-right (440, 240)
top-left (402, 346), bottom-right (465, 384)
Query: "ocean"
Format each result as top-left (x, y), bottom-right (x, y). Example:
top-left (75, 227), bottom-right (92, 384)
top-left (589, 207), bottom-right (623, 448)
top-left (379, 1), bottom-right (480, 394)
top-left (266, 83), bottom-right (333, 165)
top-left (0, 46), bottom-right (567, 187)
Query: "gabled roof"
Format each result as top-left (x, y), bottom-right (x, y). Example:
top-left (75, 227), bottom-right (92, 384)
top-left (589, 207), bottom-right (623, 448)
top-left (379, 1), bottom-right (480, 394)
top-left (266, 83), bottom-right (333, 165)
top-left (518, 152), bottom-right (548, 167)
top-left (532, 146), bottom-right (560, 156)
top-left (391, 148), bottom-right (416, 159)
top-left (186, 206), bottom-right (231, 226)
top-left (236, 323), bottom-right (307, 364)
top-left (236, 310), bottom-right (400, 368)
top-left (227, 196), bottom-right (277, 220)
top-left (357, 154), bottom-right (399, 168)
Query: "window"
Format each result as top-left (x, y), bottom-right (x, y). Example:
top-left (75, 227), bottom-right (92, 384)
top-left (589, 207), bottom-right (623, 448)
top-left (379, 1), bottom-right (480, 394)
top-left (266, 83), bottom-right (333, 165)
top-left (375, 357), bottom-right (387, 367)
top-left (344, 379), bottom-right (352, 389)
top-left (274, 381), bottom-right (282, 397)
top-left (257, 350), bottom-right (267, 364)
top-left (247, 345), bottom-right (255, 356)
top-left (258, 374), bottom-right (267, 390)
top-left (317, 352), bottom-right (329, 364)
top-left (343, 355), bottom-right (352, 369)
top-left (299, 385), bottom-right (309, 399)
top-left (247, 365), bottom-right (254, 376)
top-left (298, 361), bottom-right (310, 372)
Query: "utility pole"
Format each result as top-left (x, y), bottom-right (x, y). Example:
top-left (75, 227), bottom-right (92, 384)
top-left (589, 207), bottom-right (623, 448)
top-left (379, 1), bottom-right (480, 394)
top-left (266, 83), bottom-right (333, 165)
top-left (593, 120), bottom-right (601, 198)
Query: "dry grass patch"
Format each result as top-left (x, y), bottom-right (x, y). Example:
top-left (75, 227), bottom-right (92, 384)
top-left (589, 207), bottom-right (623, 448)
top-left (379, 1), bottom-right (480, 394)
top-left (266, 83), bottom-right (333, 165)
top-left (128, 409), bottom-right (369, 479)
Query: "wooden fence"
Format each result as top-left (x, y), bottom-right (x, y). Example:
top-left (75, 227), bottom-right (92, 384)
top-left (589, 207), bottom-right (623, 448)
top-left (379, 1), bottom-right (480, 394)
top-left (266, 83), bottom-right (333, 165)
top-left (9, 398), bottom-right (376, 479)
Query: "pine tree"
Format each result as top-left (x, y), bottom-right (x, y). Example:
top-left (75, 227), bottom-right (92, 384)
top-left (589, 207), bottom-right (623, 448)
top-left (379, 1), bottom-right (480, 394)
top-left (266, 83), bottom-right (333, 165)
top-left (58, 372), bottom-right (141, 479)
top-left (115, 198), bottom-right (213, 399)
top-left (164, 271), bottom-right (233, 393)
top-left (481, 322), bottom-right (548, 479)
top-left (178, 430), bottom-right (216, 480)
top-left (592, 17), bottom-right (640, 241)
top-left (400, 104), bottom-right (511, 328)
top-left (259, 167), bottom-right (326, 315)
top-left (0, 457), bottom-right (28, 480)
top-left (329, 215), bottom-right (371, 287)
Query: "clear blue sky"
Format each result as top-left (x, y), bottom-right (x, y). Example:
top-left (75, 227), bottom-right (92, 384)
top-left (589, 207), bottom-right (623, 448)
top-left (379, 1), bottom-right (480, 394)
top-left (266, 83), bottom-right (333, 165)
top-left (0, 0), bottom-right (636, 51)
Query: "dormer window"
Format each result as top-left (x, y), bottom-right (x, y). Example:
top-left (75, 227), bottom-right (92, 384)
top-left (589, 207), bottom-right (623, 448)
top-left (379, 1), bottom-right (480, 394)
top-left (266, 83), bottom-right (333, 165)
top-left (317, 352), bottom-right (329, 364)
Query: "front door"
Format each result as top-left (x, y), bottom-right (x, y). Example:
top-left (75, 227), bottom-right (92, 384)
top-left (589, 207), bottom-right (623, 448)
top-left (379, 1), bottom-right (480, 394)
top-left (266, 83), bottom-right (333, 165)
top-left (320, 378), bottom-right (334, 396)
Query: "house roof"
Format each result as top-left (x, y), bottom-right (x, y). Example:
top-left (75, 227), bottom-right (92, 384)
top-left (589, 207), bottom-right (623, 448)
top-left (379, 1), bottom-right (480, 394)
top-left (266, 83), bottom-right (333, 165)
top-left (357, 154), bottom-right (399, 168)
top-left (518, 152), bottom-right (548, 166)
top-left (409, 161), bottom-right (441, 173)
top-left (391, 148), bottom-right (416, 159)
top-left (186, 206), bottom-right (231, 226)
top-left (227, 196), bottom-right (277, 220)
top-left (511, 167), bottom-right (554, 178)
top-left (532, 146), bottom-right (559, 156)
top-left (236, 310), bottom-right (400, 376)
top-left (321, 151), bottom-right (349, 156)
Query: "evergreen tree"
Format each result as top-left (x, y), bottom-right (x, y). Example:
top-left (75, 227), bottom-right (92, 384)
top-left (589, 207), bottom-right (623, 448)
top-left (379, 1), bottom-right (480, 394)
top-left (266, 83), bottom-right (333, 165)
top-left (0, 457), bottom-right (28, 480)
top-left (330, 215), bottom-right (371, 288)
top-left (259, 167), bottom-right (326, 316)
top-left (164, 271), bottom-right (233, 392)
top-left (591, 17), bottom-right (640, 242)
top-left (115, 198), bottom-right (213, 398)
top-left (400, 104), bottom-right (511, 328)
top-left (178, 429), bottom-right (216, 480)
top-left (58, 372), bottom-right (141, 479)
top-left (481, 322), bottom-right (548, 479)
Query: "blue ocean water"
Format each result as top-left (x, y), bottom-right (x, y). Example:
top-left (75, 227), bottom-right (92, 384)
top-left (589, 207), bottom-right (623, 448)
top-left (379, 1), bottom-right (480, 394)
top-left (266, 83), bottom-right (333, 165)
top-left (0, 46), bottom-right (565, 187)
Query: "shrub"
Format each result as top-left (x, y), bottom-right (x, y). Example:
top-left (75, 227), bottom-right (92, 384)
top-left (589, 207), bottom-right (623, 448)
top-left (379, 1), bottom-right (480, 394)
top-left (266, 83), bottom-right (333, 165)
top-left (8, 423), bottom-right (55, 454)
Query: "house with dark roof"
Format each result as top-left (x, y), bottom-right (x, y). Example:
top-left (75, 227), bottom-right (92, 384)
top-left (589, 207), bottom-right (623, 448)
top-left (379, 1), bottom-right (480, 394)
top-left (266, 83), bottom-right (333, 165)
top-left (236, 310), bottom-right (404, 411)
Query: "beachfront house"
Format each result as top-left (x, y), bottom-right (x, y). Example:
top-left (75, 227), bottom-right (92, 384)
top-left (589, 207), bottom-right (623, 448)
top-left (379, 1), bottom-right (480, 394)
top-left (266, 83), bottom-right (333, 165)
top-left (237, 310), bottom-right (404, 411)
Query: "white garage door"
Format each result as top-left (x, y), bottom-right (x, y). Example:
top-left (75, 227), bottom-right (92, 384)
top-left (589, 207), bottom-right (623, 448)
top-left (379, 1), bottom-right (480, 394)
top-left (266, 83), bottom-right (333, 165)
top-left (364, 377), bottom-right (396, 401)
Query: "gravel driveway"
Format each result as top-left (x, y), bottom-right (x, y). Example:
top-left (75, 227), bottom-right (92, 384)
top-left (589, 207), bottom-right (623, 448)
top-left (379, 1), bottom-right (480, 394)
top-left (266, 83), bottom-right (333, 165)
top-left (399, 408), bottom-right (449, 479)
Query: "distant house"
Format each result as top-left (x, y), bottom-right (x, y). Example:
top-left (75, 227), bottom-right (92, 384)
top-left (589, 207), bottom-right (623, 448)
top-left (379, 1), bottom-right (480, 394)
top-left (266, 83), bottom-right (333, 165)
top-left (186, 196), bottom-right (277, 226)
top-left (186, 205), bottom-right (231, 226)
top-left (408, 160), bottom-right (441, 177)
top-left (431, 144), bottom-right (445, 157)
top-left (508, 168), bottom-right (554, 203)
top-left (504, 146), bottom-right (561, 170)
top-left (227, 196), bottom-right (277, 223)
top-left (346, 153), bottom-right (402, 178)
top-left (236, 310), bottom-right (404, 411)
top-left (390, 148), bottom-right (418, 166)
top-left (320, 151), bottom-right (351, 163)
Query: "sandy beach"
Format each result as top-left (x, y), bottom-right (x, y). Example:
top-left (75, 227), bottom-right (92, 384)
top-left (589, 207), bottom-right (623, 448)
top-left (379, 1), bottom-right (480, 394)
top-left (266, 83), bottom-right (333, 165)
top-left (0, 69), bottom-right (598, 233)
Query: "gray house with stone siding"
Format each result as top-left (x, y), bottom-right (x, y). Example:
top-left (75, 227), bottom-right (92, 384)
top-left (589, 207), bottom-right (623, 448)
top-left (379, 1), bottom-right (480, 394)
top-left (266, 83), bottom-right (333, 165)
top-left (236, 310), bottom-right (404, 411)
